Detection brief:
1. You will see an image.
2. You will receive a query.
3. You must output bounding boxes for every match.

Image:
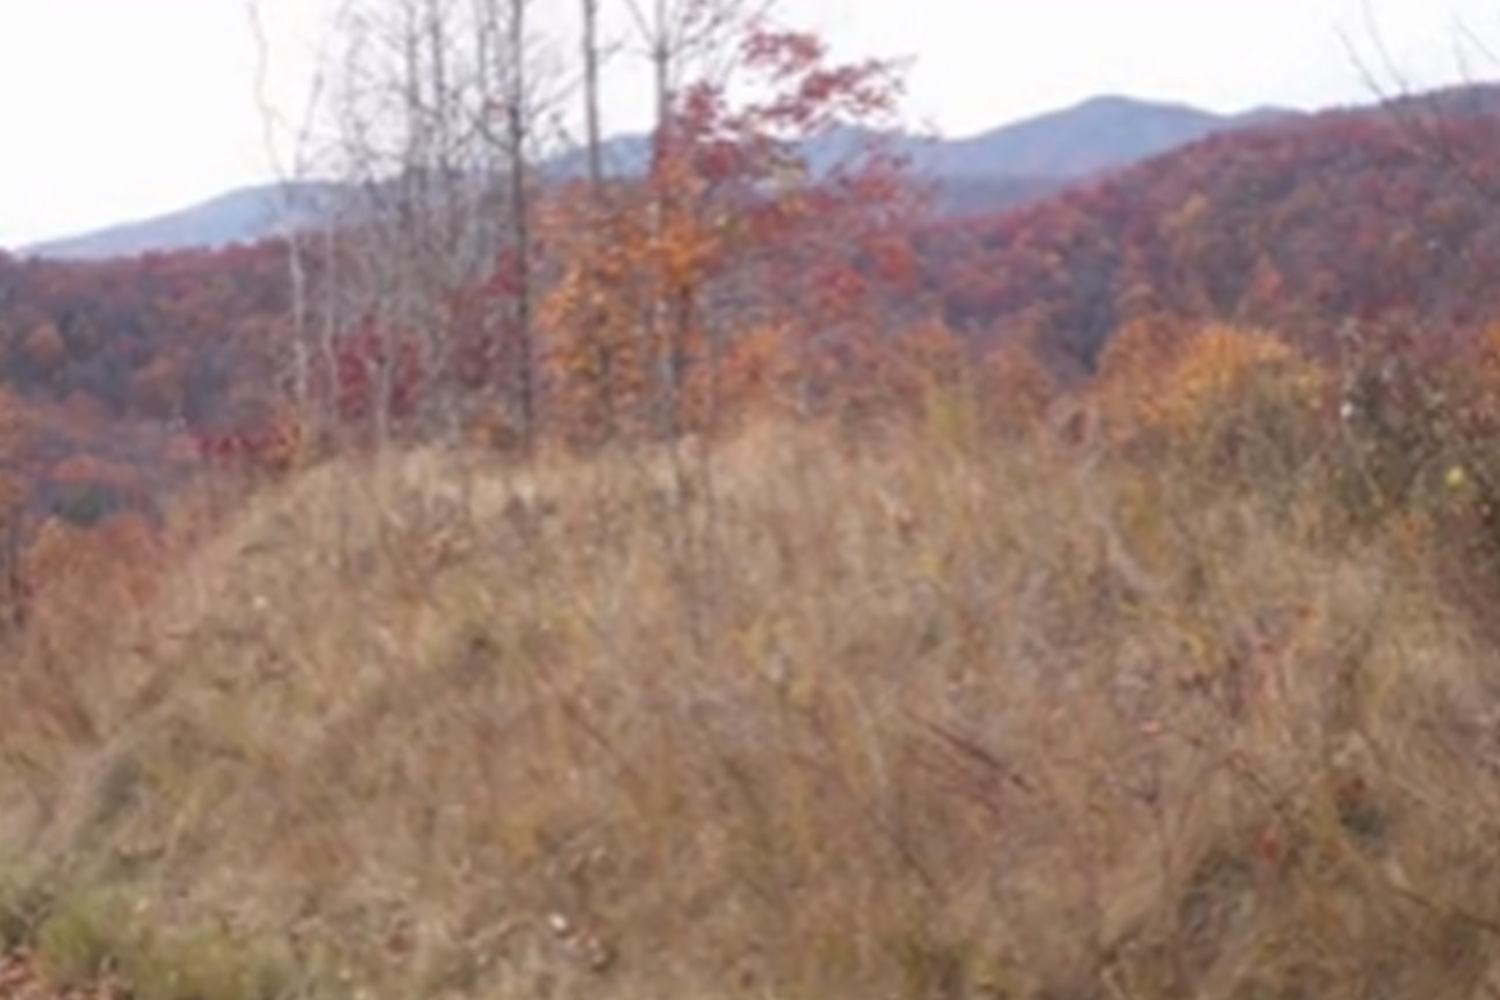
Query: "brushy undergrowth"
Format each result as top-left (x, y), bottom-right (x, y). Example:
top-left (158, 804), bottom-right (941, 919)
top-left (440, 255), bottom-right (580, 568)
top-left (6, 379), bottom-right (1500, 998)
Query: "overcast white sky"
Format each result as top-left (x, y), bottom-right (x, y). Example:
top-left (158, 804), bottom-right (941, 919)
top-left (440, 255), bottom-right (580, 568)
top-left (1, 0), bottom-right (1497, 249)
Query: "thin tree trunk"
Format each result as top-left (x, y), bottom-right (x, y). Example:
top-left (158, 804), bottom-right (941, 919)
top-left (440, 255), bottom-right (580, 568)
top-left (653, 0), bottom-right (670, 161)
top-left (582, 0), bottom-right (605, 192)
top-left (508, 0), bottom-right (536, 448)
top-left (650, 0), bottom-right (675, 435)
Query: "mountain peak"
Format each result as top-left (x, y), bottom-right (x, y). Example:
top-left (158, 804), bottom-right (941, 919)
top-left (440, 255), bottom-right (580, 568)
top-left (1072, 93), bottom-right (1182, 111)
top-left (921, 93), bottom-right (1300, 182)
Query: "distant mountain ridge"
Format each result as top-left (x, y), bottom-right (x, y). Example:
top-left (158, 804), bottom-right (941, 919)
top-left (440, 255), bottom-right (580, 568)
top-left (24, 183), bottom-right (347, 262)
top-left (20, 94), bottom-right (1297, 261)
top-left (908, 96), bottom-right (1294, 179)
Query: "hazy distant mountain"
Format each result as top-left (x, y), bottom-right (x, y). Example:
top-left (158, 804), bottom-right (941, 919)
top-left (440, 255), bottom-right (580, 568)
top-left (20, 95), bottom-right (1297, 260)
top-left (546, 95), bottom-right (1295, 208)
top-left (908, 95), bottom-right (1293, 181)
top-left (25, 183), bottom-right (346, 261)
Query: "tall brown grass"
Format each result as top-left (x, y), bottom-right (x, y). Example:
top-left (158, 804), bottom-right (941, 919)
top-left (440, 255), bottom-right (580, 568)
top-left (5, 380), bottom-right (1500, 999)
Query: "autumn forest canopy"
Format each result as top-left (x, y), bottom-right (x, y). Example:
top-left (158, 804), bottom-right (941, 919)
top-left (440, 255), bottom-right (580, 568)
top-left (6, 77), bottom-right (1500, 557)
top-left (14, 1), bottom-right (1500, 997)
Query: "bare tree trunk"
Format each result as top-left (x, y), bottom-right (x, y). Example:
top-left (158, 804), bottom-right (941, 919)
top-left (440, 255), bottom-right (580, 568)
top-left (582, 0), bottom-right (605, 192)
top-left (652, 0), bottom-right (671, 161)
top-left (648, 0), bottom-right (674, 435)
top-left (577, 0), bottom-right (616, 439)
top-left (507, 0), bottom-right (536, 449)
top-left (245, 0), bottom-right (313, 429)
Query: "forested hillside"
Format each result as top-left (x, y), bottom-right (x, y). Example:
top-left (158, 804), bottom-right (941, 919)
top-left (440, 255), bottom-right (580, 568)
top-left (0, 247), bottom-right (287, 426)
top-left (0, 246), bottom-right (290, 563)
top-left (925, 85), bottom-right (1500, 375)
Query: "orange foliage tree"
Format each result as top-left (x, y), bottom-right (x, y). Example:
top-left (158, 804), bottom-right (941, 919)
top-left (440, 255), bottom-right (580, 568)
top-left (1095, 324), bottom-right (1324, 484)
top-left (540, 25), bottom-right (920, 444)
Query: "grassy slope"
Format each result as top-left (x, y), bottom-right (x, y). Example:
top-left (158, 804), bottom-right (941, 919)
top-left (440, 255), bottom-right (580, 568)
top-left (4, 406), bottom-right (1500, 999)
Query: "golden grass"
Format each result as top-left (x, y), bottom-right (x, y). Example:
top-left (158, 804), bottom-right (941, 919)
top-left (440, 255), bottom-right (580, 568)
top-left (5, 404), bottom-right (1500, 998)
